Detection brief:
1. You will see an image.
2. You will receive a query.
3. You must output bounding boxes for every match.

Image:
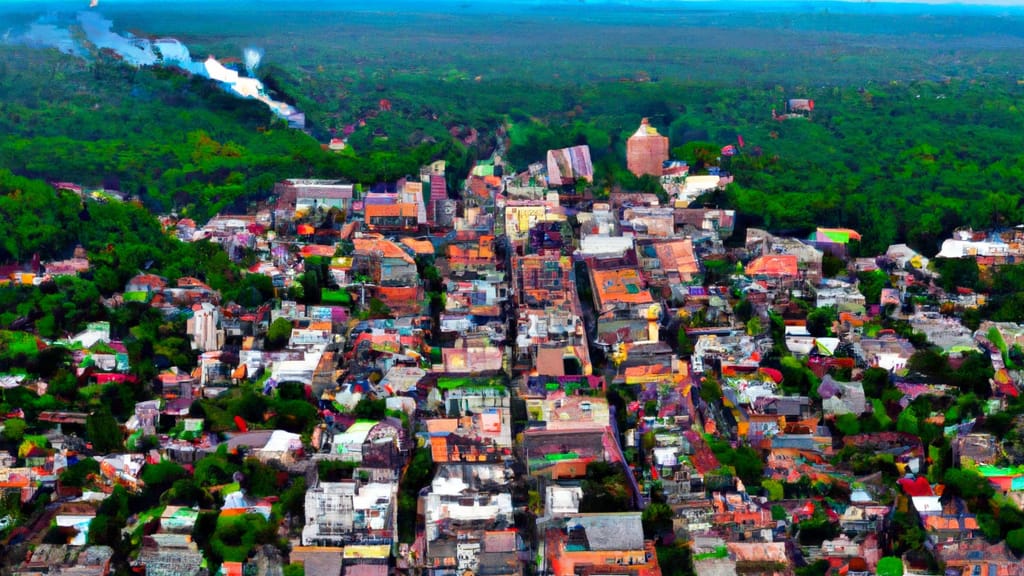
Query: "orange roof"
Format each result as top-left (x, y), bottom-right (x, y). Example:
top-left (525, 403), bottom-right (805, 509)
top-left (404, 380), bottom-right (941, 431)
top-left (426, 419), bottom-right (459, 434)
top-left (365, 203), bottom-right (418, 218)
top-left (340, 221), bottom-right (359, 239)
top-left (447, 235), bottom-right (496, 262)
top-left (400, 237), bottom-right (435, 255)
top-left (353, 238), bottom-right (415, 264)
top-left (924, 515), bottom-right (979, 531)
top-left (838, 312), bottom-right (866, 326)
top-left (376, 286), bottom-right (420, 302)
top-left (624, 364), bottom-right (673, 378)
top-left (177, 276), bottom-right (211, 290)
top-left (591, 268), bottom-right (654, 306)
top-left (653, 239), bottom-right (699, 278)
top-left (746, 254), bottom-right (798, 277)
top-left (309, 321), bottom-right (332, 331)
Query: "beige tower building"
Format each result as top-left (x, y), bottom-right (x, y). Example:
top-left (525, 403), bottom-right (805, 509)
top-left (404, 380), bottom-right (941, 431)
top-left (626, 118), bottom-right (670, 178)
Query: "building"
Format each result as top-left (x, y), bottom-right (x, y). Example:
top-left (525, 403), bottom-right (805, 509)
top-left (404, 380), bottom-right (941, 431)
top-left (352, 237), bottom-right (418, 286)
top-left (422, 464), bottom-right (520, 575)
top-left (185, 302), bottom-right (223, 352)
top-left (427, 387), bottom-right (513, 463)
top-left (547, 145), bottom-right (593, 187)
top-left (512, 253), bottom-right (591, 376)
top-left (587, 259), bottom-right (659, 348)
top-left (276, 179), bottom-right (355, 216)
top-left (627, 118), bottom-right (670, 178)
top-left (301, 479), bottom-right (397, 546)
top-left (545, 513), bottom-right (661, 576)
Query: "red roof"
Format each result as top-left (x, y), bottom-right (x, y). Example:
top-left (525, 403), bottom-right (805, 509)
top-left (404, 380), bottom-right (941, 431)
top-left (300, 245), bottom-right (336, 258)
top-left (746, 254), bottom-right (798, 277)
top-left (899, 476), bottom-right (934, 497)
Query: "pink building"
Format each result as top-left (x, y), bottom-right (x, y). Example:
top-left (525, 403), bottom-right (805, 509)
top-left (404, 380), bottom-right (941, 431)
top-left (627, 118), bottom-right (669, 178)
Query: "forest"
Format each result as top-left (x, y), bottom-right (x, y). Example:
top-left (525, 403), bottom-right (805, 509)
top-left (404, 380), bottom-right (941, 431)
top-left (2, 1), bottom-right (1024, 251)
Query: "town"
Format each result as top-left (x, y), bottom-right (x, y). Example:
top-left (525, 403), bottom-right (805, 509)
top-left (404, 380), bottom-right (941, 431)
top-left (2, 116), bottom-right (1024, 576)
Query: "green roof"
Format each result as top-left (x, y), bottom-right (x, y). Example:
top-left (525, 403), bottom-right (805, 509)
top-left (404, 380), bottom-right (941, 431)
top-left (321, 289), bottom-right (352, 305)
top-left (123, 291), bottom-right (152, 303)
top-left (977, 465), bottom-right (1024, 478)
top-left (437, 376), bottom-right (506, 390)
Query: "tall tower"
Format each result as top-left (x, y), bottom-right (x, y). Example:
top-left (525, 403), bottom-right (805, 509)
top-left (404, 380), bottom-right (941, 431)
top-left (626, 118), bottom-right (670, 178)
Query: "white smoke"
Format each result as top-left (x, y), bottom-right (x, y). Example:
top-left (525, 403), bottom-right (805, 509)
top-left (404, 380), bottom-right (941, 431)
top-left (243, 47), bottom-right (263, 76)
top-left (4, 11), bottom-right (303, 128)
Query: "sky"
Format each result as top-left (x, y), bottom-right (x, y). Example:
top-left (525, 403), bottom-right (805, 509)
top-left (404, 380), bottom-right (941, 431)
top-left (31, 0), bottom-right (1024, 5)
top-left (4, 0), bottom-right (1023, 17)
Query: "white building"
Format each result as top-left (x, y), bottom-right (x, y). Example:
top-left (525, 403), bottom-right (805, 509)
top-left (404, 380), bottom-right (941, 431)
top-left (301, 480), bottom-right (396, 546)
top-left (186, 303), bottom-right (223, 352)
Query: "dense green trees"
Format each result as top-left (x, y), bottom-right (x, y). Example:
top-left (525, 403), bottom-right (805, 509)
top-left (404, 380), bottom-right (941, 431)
top-left (641, 503), bottom-right (674, 540)
top-left (707, 440), bottom-right (764, 490)
top-left (86, 409), bottom-right (123, 454)
top-left (580, 461), bottom-right (633, 513)
top-left (398, 447), bottom-right (434, 543)
top-left (0, 418), bottom-right (26, 444)
top-left (266, 317), bottom-right (293, 350)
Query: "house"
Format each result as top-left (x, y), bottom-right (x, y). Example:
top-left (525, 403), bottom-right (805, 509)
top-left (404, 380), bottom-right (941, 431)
top-left (18, 545), bottom-right (114, 576)
top-left (44, 257), bottom-right (90, 277)
top-left (818, 375), bottom-right (868, 416)
top-left (276, 179), bottom-right (354, 216)
top-left (588, 262), bottom-right (659, 348)
top-left (545, 485), bottom-right (584, 517)
top-left (512, 253), bottom-right (591, 376)
top-left (302, 479), bottom-right (397, 546)
top-left (526, 395), bottom-right (610, 431)
top-left (887, 243), bottom-right (930, 270)
top-left (670, 175), bottom-right (725, 207)
top-left (691, 331), bottom-right (762, 375)
top-left (352, 237), bottom-right (418, 286)
top-left (953, 433), bottom-right (1000, 467)
top-left (746, 229), bottom-right (823, 285)
top-left (814, 280), bottom-right (866, 312)
top-left (839, 497), bottom-right (889, 535)
top-left (505, 200), bottom-right (566, 250)
top-left (639, 239), bottom-right (700, 288)
top-left (365, 203), bottom-right (418, 231)
top-left (937, 539), bottom-right (1024, 576)
top-left (330, 420), bottom-right (378, 463)
top-left (675, 208), bottom-right (736, 239)
top-left (125, 274), bottom-right (167, 294)
top-left (124, 274), bottom-right (167, 302)
top-left (327, 419), bottom-right (408, 468)
top-left (427, 400), bottom-right (512, 463)
top-left (522, 428), bottom-right (609, 477)
top-left (745, 255), bottom-right (798, 285)
top-left (156, 368), bottom-right (198, 400)
top-left (857, 334), bottom-right (915, 371)
top-left (726, 541), bottom-right (791, 573)
top-left (440, 345), bottom-right (504, 374)
top-left (342, 545), bottom-right (392, 576)
top-left (422, 463), bottom-right (519, 575)
top-left (544, 513), bottom-right (661, 576)
top-left (808, 227), bottom-right (861, 259)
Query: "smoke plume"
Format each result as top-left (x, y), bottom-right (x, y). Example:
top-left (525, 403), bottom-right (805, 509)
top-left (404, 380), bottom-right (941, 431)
top-left (243, 47), bottom-right (263, 76)
top-left (3, 11), bottom-right (303, 128)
